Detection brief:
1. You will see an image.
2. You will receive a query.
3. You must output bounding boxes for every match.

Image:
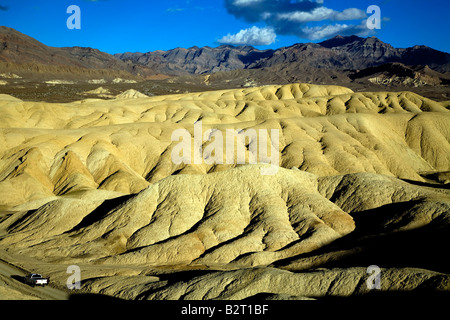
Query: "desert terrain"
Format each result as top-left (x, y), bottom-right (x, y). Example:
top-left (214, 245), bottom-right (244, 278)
top-left (0, 82), bottom-right (449, 301)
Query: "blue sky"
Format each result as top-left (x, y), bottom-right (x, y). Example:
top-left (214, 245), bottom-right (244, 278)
top-left (0, 0), bottom-right (449, 54)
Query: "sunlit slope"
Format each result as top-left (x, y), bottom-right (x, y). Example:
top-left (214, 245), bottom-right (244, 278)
top-left (0, 84), bottom-right (448, 208)
top-left (1, 165), bottom-right (448, 268)
top-left (0, 83), bottom-right (449, 299)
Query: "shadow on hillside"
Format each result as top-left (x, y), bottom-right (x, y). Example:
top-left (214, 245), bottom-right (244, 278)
top-left (69, 293), bottom-right (125, 301)
top-left (401, 178), bottom-right (450, 189)
top-left (11, 274), bottom-right (25, 284)
top-left (66, 194), bottom-right (135, 233)
top-left (274, 202), bottom-right (450, 273)
top-left (245, 290), bottom-right (450, 303)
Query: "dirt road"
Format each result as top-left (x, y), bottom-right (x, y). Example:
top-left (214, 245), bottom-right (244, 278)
top-left (0, 258), bottom-right (69, 300)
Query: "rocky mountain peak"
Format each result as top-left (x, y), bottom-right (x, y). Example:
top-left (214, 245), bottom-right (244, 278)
top-left (318, 35), bottom-right (364, 48)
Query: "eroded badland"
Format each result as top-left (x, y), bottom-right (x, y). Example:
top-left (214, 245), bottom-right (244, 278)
top-left (0, 83), bottom-right (449, 300)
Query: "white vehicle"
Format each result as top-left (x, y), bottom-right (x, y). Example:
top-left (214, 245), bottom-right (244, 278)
top-left (24, 273), bottom-right (49, 287)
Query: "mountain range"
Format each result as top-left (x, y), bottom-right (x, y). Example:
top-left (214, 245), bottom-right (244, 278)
top-left (1, 26), bottom-right (449, 91)
top-left (0, 26), bottom-right (155, 80)
top-left (116, 35), bottom-right (450, 76)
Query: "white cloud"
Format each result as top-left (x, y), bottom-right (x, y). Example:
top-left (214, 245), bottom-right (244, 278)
top-left (233, 0), bottom-right (263, 6)
top-left (278, 7), bottom-right (335, 22)
top-left (225, 0), bottom-right (372, 41)
top-left (300, 24), bottom-right (349, 40)
top-left (218, 26), bottom-right (276, 46)
top-left (334, 8), bottom-right (367, 21)
top-left (300, 23), bottom-right (369, 40)
top-left (278, 7), bottom-right (366, 23)
top-left (261, 12), bottom-right (272, 20)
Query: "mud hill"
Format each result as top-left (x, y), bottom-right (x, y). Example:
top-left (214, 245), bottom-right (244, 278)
top-left (0, 83), bottom-right (449, 300)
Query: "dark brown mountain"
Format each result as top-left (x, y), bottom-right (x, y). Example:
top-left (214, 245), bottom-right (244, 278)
top-left (0, 26), bottom-right (155, 79)
top-left (401, 45), bottom-right (450, 73)
top-left (115, 45), bottom-right (273, 76)
top-left (251, 36), bottom-right (450, 72)
top-left (321, 36), bottom-right (450, 73)
top-left (247, 42), bottom-right (352, 70)
top-left (116, 35), bottom-right (450, 76)
top-left (317, 35), bottom-right (364, 48)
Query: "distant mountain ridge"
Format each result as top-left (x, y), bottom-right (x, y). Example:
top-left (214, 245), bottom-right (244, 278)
top-left (116, 35), bottom-right (450, 76)
top-left (115, 45), bottom-right (274, 76)
top-left (0, 26), bottom-right (155, 79)
top-left (0, 26), bottom-right (449, 87)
